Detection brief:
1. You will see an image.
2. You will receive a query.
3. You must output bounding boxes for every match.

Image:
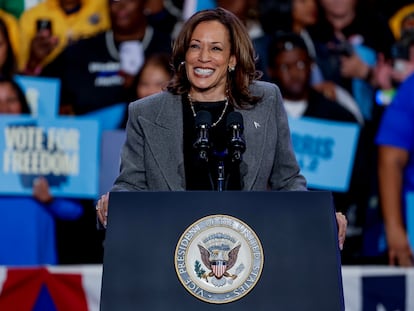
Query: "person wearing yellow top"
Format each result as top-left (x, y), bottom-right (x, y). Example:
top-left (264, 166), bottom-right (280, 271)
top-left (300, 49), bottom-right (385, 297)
top-left (19, 0), bottom-right (110, 74)
top-left (389, 4), bottom-right (414, 40)
top-left (0, 9), bottom-right (20, 64)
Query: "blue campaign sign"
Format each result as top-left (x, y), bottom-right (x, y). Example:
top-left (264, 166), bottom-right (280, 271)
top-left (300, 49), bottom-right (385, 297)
top-left (14, 75), bottom-right (60, 118)
top-left (80, 103), bottom-right (127, 131)
top-left (407, 192), bottom-right (414, 250)
top-left (0, 115), bottom-right (100, 198)
top-left (352, 45), bottom-right (376, 120)
top-left (196, 0), bottom-right (215, 11)
top-left (288, 116), bottom-right (360, 192)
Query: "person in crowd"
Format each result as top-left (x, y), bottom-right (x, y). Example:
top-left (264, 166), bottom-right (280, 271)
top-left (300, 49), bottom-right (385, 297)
top-left (389, 3), bottom-right (414, 41)
top-left (375, 31), bottom-right (414, 95)
top-left (0, 77), bottom-right (29, 113)
top-left (19, 0), bottom-right (110, 74)
top-left (308, 0), bottom-right (396, 263)
top-left (0, 17), bottom-right (18, 78)
top-left (376, 80), bottom-right (414, 267)
top-left (312, 0), bottom-right (395, 122)
top-left (267, 32), bottom-right (357, 261)
top-left (41, 0), bottom-right (172, 119)
top-left (374, 34), bottom-right (414, 267)
top-left (380, 4), bottom-right (414, 86)
top-left (118, 52), bottom-right (173, 126)
top-left (256, 0), bottom-right (363, 124)
top-left (133, 52), bottom-right (173, 99)
top-left (95, 7), bottom-right (347, 249)
top-left (267, 31), bottom-right (358, 123)
top-left (257, 0), bottom-right (318, 80)
top-left (0, 76), bottom-right (83, 265)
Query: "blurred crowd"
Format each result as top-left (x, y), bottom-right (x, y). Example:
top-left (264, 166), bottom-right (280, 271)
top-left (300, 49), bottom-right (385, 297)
top-left (0, 0), bottom-right (413, 267)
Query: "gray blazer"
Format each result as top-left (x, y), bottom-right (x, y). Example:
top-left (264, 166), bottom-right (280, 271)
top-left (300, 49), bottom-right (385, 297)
top-left (112, 80), bottom-right (307, 191)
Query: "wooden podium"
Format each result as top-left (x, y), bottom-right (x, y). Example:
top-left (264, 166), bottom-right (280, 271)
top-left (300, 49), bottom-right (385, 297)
top-left (100, 191), bottom-right (344, 310)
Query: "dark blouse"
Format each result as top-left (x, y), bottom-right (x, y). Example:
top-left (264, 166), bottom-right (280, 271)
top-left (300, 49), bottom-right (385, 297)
top-left (182, 95), bottom-right (242, 191)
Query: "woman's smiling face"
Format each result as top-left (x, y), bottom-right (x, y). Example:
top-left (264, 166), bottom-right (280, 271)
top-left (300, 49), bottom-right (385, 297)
top-left (185, 20), bottom-right (236, 99)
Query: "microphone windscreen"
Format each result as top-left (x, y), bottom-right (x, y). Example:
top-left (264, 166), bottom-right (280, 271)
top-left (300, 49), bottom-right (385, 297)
top-left (195, 110), bottom-right (212, 127)
top-left (226, 111), bottom-right (244, 128)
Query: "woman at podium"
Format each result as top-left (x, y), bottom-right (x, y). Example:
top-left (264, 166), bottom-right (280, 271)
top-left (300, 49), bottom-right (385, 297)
top-left (96, 7), bottom-right (347, 250)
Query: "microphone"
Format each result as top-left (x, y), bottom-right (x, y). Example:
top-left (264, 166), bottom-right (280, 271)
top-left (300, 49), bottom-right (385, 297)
top-left (226, 111), bottom-right (246, 163)
top-left (193, 110), bottom-right (212, 162)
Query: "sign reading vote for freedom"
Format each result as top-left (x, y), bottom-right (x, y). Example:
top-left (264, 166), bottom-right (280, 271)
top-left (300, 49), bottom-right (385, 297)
top-left (288, 116), bottom-right (360, 192)
top-left (0, 115), bottom-right (99, 198)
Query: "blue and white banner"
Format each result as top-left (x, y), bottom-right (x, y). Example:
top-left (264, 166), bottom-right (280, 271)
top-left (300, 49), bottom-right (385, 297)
top-left (288, 116), bottom-right (360, 192)
top-left (14, 75), bottom-right (60, 118)
top-left (0, 115), bottom-right (100, 198)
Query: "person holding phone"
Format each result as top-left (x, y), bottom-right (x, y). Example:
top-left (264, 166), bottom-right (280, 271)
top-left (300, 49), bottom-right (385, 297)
top-left (40, 0), bottom-right (172, 117)
top-left (18, 0), bottom-right (110, 75)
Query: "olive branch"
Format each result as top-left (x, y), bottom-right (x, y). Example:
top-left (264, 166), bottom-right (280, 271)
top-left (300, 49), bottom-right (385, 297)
top-left (194, 260), bottom-right (206, 278)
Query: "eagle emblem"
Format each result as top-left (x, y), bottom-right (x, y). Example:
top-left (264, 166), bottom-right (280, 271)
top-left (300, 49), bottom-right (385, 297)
top-left (175, 215), bottom-right (264, 303)
top-left (196, 233), bottom-right (243, 287)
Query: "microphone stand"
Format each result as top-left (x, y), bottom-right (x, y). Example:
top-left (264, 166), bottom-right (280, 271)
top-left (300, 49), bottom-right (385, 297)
top-left (213, 150), bottom-right (227, 192)
top-left (217, 160), bottom-right (225, 192)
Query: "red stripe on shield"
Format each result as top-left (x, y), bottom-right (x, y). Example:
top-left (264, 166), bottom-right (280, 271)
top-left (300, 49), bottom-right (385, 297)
top-left (212, 261), bottom-right (226, 278)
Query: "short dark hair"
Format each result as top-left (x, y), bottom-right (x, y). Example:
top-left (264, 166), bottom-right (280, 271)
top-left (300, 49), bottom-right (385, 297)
top-left (267, 32), bottom-right (310, 68)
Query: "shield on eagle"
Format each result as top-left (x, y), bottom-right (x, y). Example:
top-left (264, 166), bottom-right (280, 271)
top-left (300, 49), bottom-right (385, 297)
top-left (211, 261), bottom-right (226, 278)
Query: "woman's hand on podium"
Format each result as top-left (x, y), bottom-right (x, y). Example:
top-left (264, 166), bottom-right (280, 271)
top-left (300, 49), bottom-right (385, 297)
top-left (96, 192), bottom-right (109, 228)
top-left (336, 212), bottom-right (347, 251)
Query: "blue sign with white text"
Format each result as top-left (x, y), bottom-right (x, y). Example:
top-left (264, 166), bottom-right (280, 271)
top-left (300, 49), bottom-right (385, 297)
top-left (14, 75), bottom-right (60, 118)
top-left (80, 103), bottom-right (127, 131)
top-left (0, 115), bottom-right (100, 198)
top-left (288, 116), bottom-right (360, 192)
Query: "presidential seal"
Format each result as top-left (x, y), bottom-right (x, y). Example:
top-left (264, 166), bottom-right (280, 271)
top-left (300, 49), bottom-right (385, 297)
top-left (174, 214), bottom-right (264, 304)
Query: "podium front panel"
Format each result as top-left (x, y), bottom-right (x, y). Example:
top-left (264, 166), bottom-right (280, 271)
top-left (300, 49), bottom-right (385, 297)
top-left (100, 191), bottom-right (344, 311)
